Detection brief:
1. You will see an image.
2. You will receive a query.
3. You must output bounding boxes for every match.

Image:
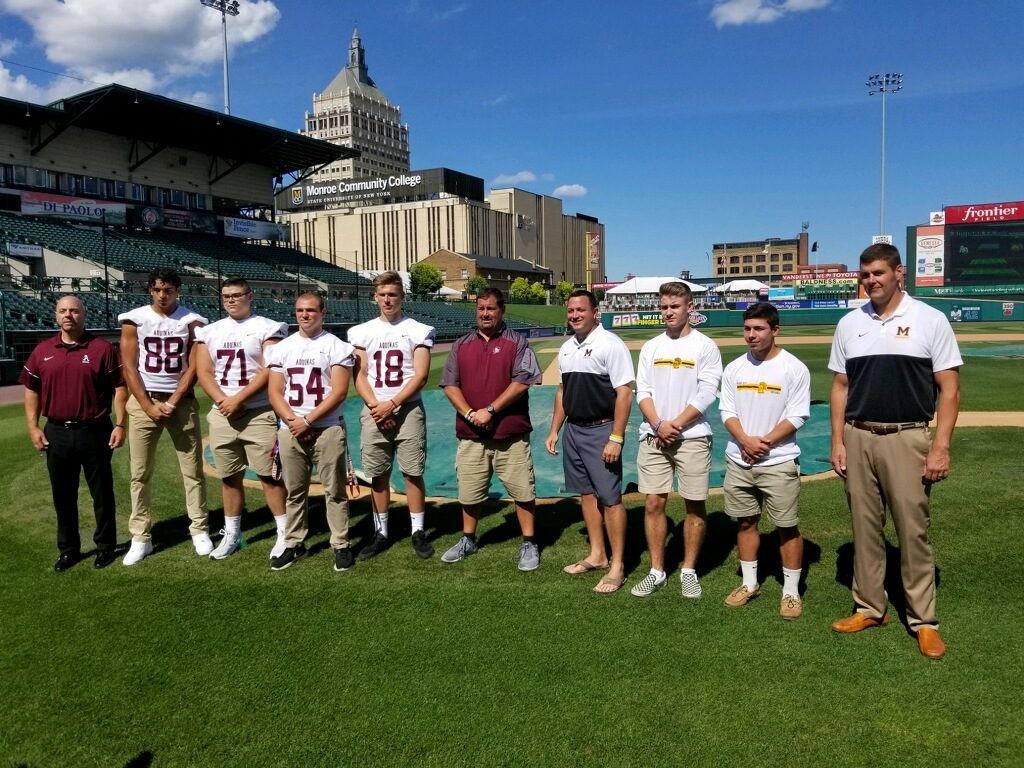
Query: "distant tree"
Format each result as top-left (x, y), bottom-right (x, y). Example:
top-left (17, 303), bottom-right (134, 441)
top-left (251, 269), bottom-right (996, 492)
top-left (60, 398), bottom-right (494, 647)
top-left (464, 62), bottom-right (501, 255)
top-left (509, 276), bottom-right (532, 304)
top-left (555, 280), bottom-right (574, 303)
top-left (409, 262), bottom-right (443, 295)
top-left (530, 281), bottom-right (547, 303)
top-left (465, 275), bottom-right (489, 297)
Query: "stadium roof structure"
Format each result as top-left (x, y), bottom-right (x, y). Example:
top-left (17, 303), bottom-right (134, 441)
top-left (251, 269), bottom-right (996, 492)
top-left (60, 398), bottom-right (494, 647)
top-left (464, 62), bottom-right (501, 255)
top-left (717, 279), bottom-right (769, 292)
top-left (22, 84), bottom-right (357, 181)
top-left (607, 276), bottom-right (708, 294)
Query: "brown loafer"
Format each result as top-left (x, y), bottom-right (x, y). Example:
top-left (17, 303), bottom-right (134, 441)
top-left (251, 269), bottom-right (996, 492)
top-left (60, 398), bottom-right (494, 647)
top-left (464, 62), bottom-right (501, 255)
top-left (916, 627), bottom-right (945, 659)
top-left (831, 611), bottom-right (889, 633)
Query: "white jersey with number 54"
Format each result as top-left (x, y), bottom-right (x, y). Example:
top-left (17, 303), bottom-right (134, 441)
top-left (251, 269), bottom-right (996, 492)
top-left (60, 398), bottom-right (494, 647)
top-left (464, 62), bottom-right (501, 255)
top-left (347, 316), bottom-right (435, 403)
top-left (265, 330), bottom-right (355, 429)
top-left (118, 304), bottom-right (207, 393)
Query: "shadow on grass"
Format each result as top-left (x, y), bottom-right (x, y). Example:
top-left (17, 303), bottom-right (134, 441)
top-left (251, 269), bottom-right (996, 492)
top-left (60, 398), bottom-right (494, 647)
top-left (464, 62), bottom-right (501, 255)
top-left (835, 541), bottom-right (942, 634)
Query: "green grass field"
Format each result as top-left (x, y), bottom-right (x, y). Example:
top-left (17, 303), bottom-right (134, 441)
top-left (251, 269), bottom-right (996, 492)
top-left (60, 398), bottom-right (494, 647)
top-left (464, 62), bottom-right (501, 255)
top-left (3, 336), bottom-right (1023, 767)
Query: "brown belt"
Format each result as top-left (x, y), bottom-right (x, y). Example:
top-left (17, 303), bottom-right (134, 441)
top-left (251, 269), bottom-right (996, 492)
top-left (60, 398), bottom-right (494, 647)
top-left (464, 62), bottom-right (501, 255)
top-left (847, 420), bottom-right (927, 435)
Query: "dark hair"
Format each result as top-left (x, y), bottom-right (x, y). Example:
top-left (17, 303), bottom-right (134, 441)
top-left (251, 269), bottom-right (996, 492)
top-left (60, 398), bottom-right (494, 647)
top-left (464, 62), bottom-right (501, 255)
top-left (221, 277), bottom-right (251, 293)
top-left (859, 243), bottom-right (902, 269)
top-left (659, 281), bottom-right (692, 302)
top-left (475, 287), bottom-right (505, 309)
top-left (296, 292), bottom-right (325, 312)
top-left (568, 289), bottom-right (598, 309)
top-left (147, 267), bottom-right (182, 289)
top-left (743, 302), bottom-right (780, 328)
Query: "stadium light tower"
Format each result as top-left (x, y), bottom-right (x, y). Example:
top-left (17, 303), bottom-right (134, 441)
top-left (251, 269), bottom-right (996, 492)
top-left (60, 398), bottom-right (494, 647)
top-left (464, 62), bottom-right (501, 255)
top-left (201, 0), bottom-right (240, 115)
top-left (866, 72), bottom-right (903, 238)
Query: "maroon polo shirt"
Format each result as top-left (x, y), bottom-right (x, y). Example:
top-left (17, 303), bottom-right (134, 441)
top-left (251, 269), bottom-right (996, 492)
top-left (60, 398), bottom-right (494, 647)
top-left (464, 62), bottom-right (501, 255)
top-left (439, 323), bottom-right (542, 440)
top-left (21, 332), bottom-right (123, 421)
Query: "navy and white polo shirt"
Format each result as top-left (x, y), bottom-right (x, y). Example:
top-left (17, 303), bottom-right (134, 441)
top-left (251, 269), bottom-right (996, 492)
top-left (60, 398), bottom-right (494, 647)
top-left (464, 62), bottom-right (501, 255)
top-left (557, 325), bottom-right (635, 424)
top-left (828, 294), bottom-right (963, 423)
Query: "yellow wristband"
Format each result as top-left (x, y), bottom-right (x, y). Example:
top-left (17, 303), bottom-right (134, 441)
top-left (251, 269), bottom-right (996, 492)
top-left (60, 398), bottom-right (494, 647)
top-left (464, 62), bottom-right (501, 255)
top-left (464, 408), bottom-right (474, 417)
top-left (608, 434), bottom-right (624, 445)
top-left (610, 433), bottom-right (624, 441)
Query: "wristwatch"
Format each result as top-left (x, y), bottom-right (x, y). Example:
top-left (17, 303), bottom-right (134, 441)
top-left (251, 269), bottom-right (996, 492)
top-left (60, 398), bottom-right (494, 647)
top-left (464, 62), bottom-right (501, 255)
top-left (486, 405), bottom-right (496, 415)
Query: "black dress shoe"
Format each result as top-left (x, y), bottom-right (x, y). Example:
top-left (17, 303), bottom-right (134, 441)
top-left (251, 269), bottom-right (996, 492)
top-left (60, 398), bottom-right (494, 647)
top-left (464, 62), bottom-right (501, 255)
top-left (94, 549), bottom-right (117, 569)
top-left (54, 552), bottom-right (80, 572)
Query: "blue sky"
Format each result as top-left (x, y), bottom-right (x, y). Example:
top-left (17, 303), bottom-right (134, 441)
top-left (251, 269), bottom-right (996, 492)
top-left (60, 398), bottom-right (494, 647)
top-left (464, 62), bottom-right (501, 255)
top-left (1, 0), bottom-right (1022, 281)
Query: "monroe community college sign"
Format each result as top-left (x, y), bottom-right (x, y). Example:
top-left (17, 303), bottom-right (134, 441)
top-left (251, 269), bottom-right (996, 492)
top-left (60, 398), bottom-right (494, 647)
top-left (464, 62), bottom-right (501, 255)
top-left (283, 173), bottom-right (426, 208)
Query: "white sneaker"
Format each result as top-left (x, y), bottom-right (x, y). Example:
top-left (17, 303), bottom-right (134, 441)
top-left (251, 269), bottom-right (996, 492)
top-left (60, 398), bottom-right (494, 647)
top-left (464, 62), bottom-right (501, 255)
top-left (269, 531), bottom-right (287, 560)
top-left (123, 540), bottom-right (153, 566)
top-left (192, 532), bottom-right (214, 557)
top-left (209, 529), bottom-right (241, 560)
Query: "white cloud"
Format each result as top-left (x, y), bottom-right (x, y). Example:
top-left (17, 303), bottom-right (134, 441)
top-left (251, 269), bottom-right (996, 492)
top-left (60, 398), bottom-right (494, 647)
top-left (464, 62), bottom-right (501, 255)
top-left (434, 3), bottom-right (468, 21)
top-left (0, 0), bottom-right (279, 100)
top-left (482, 93), bottom-right (508, 107)
top-left (710, 0), bottom-right (832, 29)
top-left (0, 37), bottom-right (17, 57)
top-left (492, 170), bottom-right (537, 185)
top-left (553, 183), bottom-right (587, 198)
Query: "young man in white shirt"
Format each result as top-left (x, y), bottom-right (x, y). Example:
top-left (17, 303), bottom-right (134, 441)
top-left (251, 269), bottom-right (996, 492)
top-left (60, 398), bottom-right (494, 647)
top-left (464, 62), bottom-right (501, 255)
top-left (266, 293), bottom-right (357, 572)
top-left (119, 268), bottom-right (209, 565)
top-left (195, 277), bottom-right (289, 560)
top-left (630, 282), bottom-right (722, 599)
top-left (347, 271), bottom-right (435, 560)
top-left (719, 303), bottom-right (811, 619)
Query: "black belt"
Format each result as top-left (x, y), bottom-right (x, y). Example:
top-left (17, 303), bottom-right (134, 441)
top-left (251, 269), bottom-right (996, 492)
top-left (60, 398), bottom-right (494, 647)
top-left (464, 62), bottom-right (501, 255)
top-left (570, 417), bottom-right (613, 427)
top-left (48, 417), bottom-right (109, 430)
top-left (847, 420), bottom-right (928, 435)
top-left (145, 391), bottom-right (194, 401)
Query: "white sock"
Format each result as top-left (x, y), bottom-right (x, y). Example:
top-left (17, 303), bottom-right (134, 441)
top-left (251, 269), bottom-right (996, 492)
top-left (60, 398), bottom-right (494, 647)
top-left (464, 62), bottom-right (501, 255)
top-left (681, 567), bottom-right (696, 575)
top-left (225, 515), bottom-right (241, 534)
top-left (740, 560), bottom-right (758, 590)
top-left (375, 512), bottom-right (389, 538)
top-left (650, 568), bottom-right (666, 581)
top-left (274, 514), bottom-right (287, 533)
top-left (410, 512), bottom-right (425, 533)
top-left (783, 567), bottom-right (801, 597)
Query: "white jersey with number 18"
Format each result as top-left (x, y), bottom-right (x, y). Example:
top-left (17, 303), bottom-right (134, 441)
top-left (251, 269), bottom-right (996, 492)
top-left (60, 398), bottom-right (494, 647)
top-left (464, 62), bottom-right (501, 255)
top-left (347, 315), bottom-right (435, 403)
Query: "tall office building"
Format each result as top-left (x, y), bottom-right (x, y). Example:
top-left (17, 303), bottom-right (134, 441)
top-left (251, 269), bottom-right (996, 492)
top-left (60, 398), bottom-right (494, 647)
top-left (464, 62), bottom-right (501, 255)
top-left (300, 28), bottom-right (410, 182)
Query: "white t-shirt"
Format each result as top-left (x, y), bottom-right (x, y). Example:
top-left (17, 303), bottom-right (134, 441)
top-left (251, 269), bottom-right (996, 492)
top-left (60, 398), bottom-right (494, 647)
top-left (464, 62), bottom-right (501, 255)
top-left (719, 349), bottom-right (810, 468)
top-left (347, 315), bottom-right (436, 403)
top-left (635, 328), bottom-right (723, 440)
top-left (195, 314), bottom-right (288, 409)
top-left (118, 304), bottom-right (207, 393)
top-left (265, 330), bottom-right (355, 429)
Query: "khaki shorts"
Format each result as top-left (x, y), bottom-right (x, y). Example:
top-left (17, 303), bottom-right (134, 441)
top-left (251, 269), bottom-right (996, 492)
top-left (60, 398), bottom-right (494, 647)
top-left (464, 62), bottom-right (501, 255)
top-left (207, 405), bottom-right (278, 478)
top-left (456, 435), bottom-right (536, 506)
top-left (723, 458), bottom-right (801, 527)
top-left (636, 435), bottom-right (712, 500)
top-left (359, 401), bottom-right (426, 478)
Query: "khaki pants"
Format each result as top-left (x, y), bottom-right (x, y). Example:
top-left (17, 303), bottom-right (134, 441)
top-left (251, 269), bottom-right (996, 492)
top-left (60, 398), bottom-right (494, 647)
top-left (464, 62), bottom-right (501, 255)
top-left (127, 395), bottom-right (209, 542)
top-left (844, 423), bottom-right (937, 630)
top-left (278, 425), bottom-right (350, 549)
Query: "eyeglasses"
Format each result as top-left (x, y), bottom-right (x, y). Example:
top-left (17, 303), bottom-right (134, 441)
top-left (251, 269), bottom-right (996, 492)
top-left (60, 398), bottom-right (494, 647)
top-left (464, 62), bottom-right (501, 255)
top-left (221, 292), bottom-right (250, 302)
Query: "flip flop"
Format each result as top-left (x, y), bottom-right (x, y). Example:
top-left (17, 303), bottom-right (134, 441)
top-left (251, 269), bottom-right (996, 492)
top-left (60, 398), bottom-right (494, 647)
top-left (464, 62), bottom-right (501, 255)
top-left (593, 574), bottom-right (625, 595)
top-left (563, 559), bottom-right (609, 575)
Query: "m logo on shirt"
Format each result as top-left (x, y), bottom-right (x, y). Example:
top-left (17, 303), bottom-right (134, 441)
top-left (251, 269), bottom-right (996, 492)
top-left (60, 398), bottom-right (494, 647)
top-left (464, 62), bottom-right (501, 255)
top-left (897, 326), bottom-right (910, 338)
top-left (583, 349), bottom-right (593, 357)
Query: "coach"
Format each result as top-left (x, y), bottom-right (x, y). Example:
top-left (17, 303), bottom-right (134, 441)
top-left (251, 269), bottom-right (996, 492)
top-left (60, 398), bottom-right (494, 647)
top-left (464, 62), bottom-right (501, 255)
top-left (545, 289), bottom-right (635, 594)
top-left (829, 243), bottom-right (962, 659)
top-left (22, 295), bottom-right (127, 571)
top-left (439, 288), bottom-right (543, 571)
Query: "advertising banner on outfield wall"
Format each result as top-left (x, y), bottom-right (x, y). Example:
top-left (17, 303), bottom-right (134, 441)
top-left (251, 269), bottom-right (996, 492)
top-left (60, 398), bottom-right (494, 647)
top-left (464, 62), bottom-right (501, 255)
top-left (916, 226), bottom-right (945, 287)
top-left (6, 241), bottom-right (43, 258)
top-left (21, 191), bottom-right (126, 225)
top-left (136, 206), bottom-right (217, 234)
